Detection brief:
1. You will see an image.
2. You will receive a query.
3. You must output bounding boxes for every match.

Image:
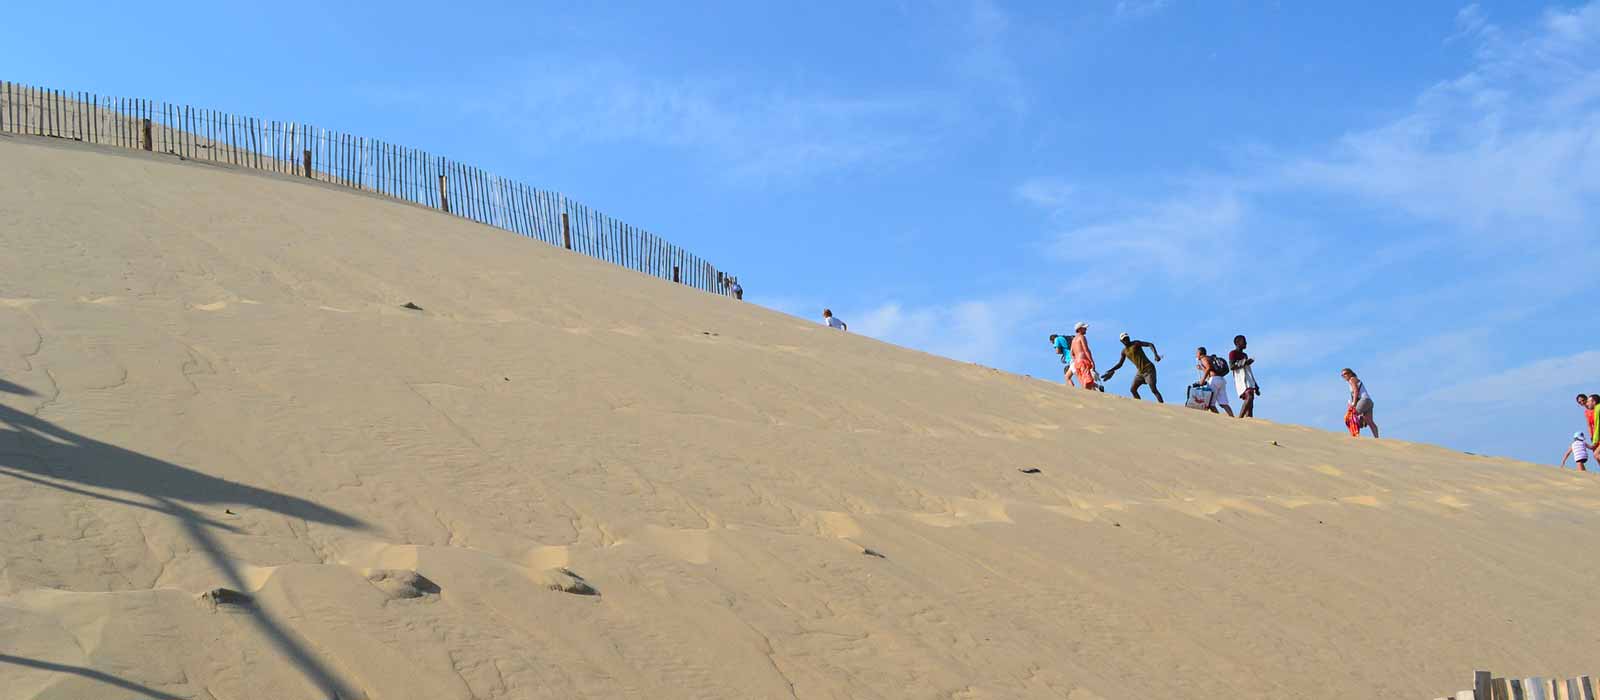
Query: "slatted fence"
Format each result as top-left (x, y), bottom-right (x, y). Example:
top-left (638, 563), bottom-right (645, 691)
top-left (1435, 669), bottom-right (1600, 699)
top-left (0, 80), bottom-right (739, 295)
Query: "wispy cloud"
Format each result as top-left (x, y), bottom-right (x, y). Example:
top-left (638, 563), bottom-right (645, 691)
top-left (1285, 3), bottom-right (1600, 242)
top-left (853, 294), bottom-right (1042, 368)
top-left (456, 61), bottom-right (944, 181)
top-left (1013, 176), bottom-right (1075, 209)
top-left (1115, 0), bottom-right (1171, 20)
top-left (954, 0), bottom-right (1029, 114)
top-left (1420, 350), bottom-right (1600, 404)
top-left (1043, 189), bottom-right (1247, 296)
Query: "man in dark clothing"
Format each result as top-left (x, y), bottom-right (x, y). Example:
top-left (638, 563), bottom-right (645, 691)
top-left (1101, 332), bottom-right (1164, 403)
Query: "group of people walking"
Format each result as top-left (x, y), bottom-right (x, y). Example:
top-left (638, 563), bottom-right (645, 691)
top-left (819, 308), bottom-right (1384, 438)
top-left (1048, 325), bottom-right (1265, 420)
top-left (1047, 325), bottom-right (1384, 438)
top-left (1564, 394), bottom-right (1600, 470)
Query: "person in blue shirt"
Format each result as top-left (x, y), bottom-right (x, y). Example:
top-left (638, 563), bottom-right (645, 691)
top-left (1049, 333), bottom-right (1075, 386)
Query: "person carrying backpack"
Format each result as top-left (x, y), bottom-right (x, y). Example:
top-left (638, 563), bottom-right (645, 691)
top-left (1049, 333), bottom-right (1075, 386)
top-left (1193, 347), bottom-right (1234, 417)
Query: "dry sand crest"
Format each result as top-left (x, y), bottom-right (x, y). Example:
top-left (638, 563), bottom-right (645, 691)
top-left (1, 134), bottom-right (1598, 699)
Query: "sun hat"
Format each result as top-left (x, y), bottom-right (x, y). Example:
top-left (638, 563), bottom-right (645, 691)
top-left (1074, 322), bottom-right (1088, 331)
top-left (1118, 332), bottom-right (1130, 341)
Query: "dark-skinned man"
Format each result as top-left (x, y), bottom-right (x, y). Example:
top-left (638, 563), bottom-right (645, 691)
top-left (1101, 332), bottom-right (1164, 403)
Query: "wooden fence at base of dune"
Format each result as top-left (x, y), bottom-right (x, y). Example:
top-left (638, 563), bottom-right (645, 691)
top-left (1435, 669), bottom-right (1600, 700)
top-left (0, 80), bottom-right (737, 295)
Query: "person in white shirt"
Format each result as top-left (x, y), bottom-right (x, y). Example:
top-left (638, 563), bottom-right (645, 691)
top-left (822, 308), bottom-right (847, 331)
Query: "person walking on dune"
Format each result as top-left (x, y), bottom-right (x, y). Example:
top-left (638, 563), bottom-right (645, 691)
top-left (1101, 332), bottom-right (1164, 403)
top-left (822, 309), bottom-right (847, 331)
top-left (1591, 394), bottom-right (1600, 446)
top-left (1229, 334), bottom-right (1260, 418)
top-left (1342, 368), bottom-right (1378, 438)
top-left (1584, 394), bottom-right (1600, 446)
top-left (1070, 322), bottom-right (1101, 391)
top-left (1562, 431), bottom-right (1593, 472)
top-left (1194, 347), bottom-right (1234, 417)
top-left (1049, 333), bottom-right (1076, 386)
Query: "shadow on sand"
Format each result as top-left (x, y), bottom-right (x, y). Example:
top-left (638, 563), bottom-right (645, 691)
top-left (0, 654), bottom-right (189, 700)
top-left (0, 381), bottom-right (368, 699)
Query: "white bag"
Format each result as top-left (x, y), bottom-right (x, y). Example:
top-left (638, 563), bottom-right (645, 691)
top-left (1185, 384), bottom-right (1214, 410)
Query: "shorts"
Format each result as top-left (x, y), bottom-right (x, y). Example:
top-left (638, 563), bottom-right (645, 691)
top-left (1131, 368), bottom-right (1157, 389)
top-left (1072, 358), bottom-right (1098, 387)
top-left (1354, 397), bottom-right (1374, 417)
top-left (1208, 376), bottom-right (1230, 408)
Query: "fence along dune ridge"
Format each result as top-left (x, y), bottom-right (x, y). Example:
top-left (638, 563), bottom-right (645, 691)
top-left (0, 80), bottom-right (735, 294)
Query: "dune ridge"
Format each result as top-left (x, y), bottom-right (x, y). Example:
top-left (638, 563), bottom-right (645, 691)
top-left (2, 134), bottom-right (1598, 699)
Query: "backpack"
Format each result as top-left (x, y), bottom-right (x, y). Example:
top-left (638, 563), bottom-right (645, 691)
top-left (1209, 355), bottom-right (1229, 376)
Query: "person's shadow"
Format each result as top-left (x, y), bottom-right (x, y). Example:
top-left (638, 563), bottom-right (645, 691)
top-left (0, 379), bottom-right (366, 698)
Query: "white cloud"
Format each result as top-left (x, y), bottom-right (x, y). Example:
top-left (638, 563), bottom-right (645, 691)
top-left (1044, 189), bottom-right (1247, 295)
top-left (1244, 328), bottom-right (1366, 370)
top-left (1115, 0), bottom-right (1171, 20)
top-left (1013, 176), bottom-right (1075, 209)
top-left (852, 295), bottom-right (1041, 368)
top-left (1419, 350), bottom-right (1600, 404)
top-left (955, 0), bottom-right (1029, 115)
top-left (460, 63), bottom-right (942, 180)
top-left (1285, 3), bottom-right (1600, 242)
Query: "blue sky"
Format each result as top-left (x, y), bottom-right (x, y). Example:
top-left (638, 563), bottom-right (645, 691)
top-left (5, 1), bottom-right (1597, 463)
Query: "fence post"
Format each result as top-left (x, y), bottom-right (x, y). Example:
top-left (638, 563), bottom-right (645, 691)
top-left (140, 118), bottom-right (153, 151)
top-left (438, 174), bottom-right (450, 212)
top-left (561, 212), bottom-right (571, 249)
top-left (302, 149), bottom-right (312, 178)
top-left (673, 265), bottom-right (681, 283)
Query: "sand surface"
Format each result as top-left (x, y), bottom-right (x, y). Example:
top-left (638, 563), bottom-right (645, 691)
top-left (2, 134), bottom-right (1598, 699)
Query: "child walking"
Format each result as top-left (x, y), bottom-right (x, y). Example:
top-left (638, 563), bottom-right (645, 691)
top-left (1562, 432), bottom-right (1593, 472)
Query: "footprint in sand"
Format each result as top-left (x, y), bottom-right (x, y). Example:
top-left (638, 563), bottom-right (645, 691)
top-left (364, 569), bottom-right (441, 599)
top-left (192, 301), bottom-right (228, 311)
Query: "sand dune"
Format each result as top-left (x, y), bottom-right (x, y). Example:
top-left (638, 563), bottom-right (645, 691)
top-left (2, 133), bottom-right (1598, 699)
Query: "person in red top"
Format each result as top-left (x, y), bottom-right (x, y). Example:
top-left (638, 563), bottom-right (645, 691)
top-left (1581, 394), bottom-right (1597, 445)
top-left (1589, 394), bottom-right (1600, 446)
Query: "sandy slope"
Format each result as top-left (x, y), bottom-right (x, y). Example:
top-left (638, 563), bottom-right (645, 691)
top-left (1, 134), bottom-right (1596, 700)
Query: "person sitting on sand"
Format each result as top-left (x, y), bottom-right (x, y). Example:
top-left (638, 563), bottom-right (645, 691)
top-left (1342, 368), bottom-right (1378, 438)
top-left (1229, 334), bottom-right (1259, 419)
top-left (822, 309), bottom-right (847, 331)
top-left (731, 278), bottom-right (743, 300)
top-left (1049, 333), bottom-right (1076, 386)
top-left (1101, 332), bottom-right (1164, 402)
top-left (1070, 322), bottom-right (1102, 392)
top-left (1194, 347), bottom-right (1234, 417)
top-left (1562, 431), bottom-right (1593, 472)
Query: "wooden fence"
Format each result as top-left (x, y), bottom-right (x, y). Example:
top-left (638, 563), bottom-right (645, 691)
top-left (1435, 669), bottom-right (1600, 699)
top-left (0, 80), bottom-right (739, 295)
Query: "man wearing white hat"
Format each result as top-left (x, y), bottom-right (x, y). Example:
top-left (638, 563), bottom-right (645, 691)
top-left (1069, 322), bottom-right (1101, 391)
top-left (1101, 332), bottom-right (1165, 403)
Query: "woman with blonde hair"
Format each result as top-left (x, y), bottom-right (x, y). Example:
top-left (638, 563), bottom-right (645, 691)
top-left (1341, 368), bottom-right (1378, 438)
